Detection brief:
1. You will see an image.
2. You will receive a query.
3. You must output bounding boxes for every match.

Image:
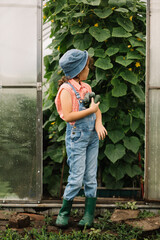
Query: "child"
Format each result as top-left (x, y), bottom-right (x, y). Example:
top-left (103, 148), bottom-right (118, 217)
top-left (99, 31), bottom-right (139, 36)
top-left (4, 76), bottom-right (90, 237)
top-left (55, 49), bottom-right (107, 228)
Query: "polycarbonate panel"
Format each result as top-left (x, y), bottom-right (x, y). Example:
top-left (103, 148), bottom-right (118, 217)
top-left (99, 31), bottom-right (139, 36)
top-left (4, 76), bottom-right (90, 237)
top-left (147, 90), bottom-right (160, 199)
top-left (0, 1), bottom-right (38, 85)
top-left (149, 0), bottom-right (160, 87)
top-left (0, 88), bottom-right (38, 200)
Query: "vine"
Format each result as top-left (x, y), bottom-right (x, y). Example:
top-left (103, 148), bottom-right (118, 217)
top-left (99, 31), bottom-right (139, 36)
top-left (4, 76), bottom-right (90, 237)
top-left (43, 0), bottom-right (146, 197)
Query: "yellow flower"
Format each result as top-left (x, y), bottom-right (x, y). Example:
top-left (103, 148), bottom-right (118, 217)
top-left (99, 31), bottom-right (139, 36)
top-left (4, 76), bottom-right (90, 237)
top-left (57, 46), bottom-right (60, 51)
top-left (128, 68), bottom-right (132, 71)
top-left (53, 0), bottom-right (55, 2)
top-left (51, 122), bottom-right (55, 125)
top-left (43, 15), bottom-right (46, 20)
top-left (49, 135), bottom-right (53, 139)
top-left (112, 7), bottom-right (116, 10)
top-left (135, 62), bottom-right (141, 67)
top-left (123, 57), bottom-right (125, 60)
top-left (130, 48), bottom-right (134, 51)
top-left (137, 37), bottom-right (142, 41)
top-left (51, 19), bottom-right (54, 23)
top-left (78, 19), bottom-right (81, 23)
top-left (43, 3), bottom-right (46, 7)
top-left (94, 23), bottom-right (99, 27)
top-left (130, 16), bottom-right (133, 21)
top-left (81, 10), bottom-right (84, 13)
top-left (128, 45), bottom-right (131, 48)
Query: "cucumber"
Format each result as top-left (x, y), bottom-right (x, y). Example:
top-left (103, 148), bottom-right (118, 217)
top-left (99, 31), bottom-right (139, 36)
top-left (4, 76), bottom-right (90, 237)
top-left (94, 95), bottom-right (101, 103)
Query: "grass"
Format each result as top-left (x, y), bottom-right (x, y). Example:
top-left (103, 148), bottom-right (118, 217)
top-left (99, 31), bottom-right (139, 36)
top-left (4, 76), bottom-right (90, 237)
top-left (0, 210), bottom-right (160, 239)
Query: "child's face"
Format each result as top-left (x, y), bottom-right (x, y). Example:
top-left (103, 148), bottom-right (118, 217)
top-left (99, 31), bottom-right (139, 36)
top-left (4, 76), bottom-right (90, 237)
top-left (79, 62), bottom-right (89, 81)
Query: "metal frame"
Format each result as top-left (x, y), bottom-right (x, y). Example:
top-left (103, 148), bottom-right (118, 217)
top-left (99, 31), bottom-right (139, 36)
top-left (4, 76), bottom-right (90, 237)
top-left (0, 0), bottom-right (43, 204)
top-left (145, 0), bottom-right (160, 202)
top-left (144, 0), bottom-right (150, 201)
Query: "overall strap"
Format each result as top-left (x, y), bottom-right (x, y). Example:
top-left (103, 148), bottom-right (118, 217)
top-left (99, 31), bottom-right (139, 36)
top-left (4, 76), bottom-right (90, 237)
top-left (65, 82), bottom-right (81, 99)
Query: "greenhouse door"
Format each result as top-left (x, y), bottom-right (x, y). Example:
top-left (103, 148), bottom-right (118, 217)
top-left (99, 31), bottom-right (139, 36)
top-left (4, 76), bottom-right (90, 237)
top-left (145, 0), bottom-right (160, 201)
top-left (0, 0), bottom-right (42, 202)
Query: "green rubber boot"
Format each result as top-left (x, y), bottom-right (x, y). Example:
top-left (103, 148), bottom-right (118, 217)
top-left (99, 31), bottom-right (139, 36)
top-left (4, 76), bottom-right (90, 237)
top-left (78, 197), bottom-right (97, 228)
top-left (55, 199), bottom-right (73, 228)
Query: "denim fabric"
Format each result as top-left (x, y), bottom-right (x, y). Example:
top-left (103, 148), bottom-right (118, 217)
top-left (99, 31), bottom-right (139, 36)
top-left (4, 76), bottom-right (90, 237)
top-left (63, 83), bottom-right (99, 201)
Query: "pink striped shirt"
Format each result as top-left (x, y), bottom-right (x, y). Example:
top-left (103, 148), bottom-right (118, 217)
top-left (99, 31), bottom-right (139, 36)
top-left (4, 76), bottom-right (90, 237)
top-left (55, 79), bottom-right (92, 124)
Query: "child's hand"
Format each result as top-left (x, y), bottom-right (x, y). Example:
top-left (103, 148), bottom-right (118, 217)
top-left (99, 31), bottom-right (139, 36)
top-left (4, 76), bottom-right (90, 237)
top-left (90, 97), bottom-right (100, 113)
top-left (95, 122), bottom-right (108, 140)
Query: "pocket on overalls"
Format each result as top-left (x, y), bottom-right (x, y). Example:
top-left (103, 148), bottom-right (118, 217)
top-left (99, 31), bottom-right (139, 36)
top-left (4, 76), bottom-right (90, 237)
top-left (71, 130), bottom-right (82, 143)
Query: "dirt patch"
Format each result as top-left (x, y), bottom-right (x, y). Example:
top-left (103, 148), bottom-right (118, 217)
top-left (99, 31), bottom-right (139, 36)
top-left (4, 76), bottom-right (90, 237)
top-left (111, 209), bottom-right (140, 222)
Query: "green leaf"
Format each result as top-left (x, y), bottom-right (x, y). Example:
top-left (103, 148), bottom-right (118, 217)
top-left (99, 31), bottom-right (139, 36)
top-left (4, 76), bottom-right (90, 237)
top-left (89, 27), bottom-right (110, 42)
top-left (43, 100), bottom-right (53, 111)
top-left (136, 47), bottom-right (146, 56)
top-left (88, 47), bottom-right (94, 57)
top-left (117, 17), bottom-right (134, 32)
top-left (120, 70), bottom-right (138, 85)
top-left (115, 8), bottom-right (129, 13)
top-left (70, 24), bottom-right (89, 35)
top-left (94, 48), bottom-right (106, 58)
top-left (94, 7), bottom-right (113, 18)
top-left (111, 78), bottom-right (127, 97)
top-left (47, 146), bottom-right (64, 163)
top-left (94, 57), bottom-right (113, 70)
top-left (48, 175), bottom-right (61, 197)
top-left (112, 27), bottom-right (132, 38)
top-left (54, 0), bottom-right (67, 14)
top-left (131, 85), bottom-right (145, 102)
top-left (131, 108), bottom-right (144, 119)
top-left (130, 118), bottom-right (140, 132)
top-left (99, 97), bottom-right (110, 113)
top-left (109, 162), bottom-right (125, 180)
top-left (99, 92), bottom-right (118, 113)
top-left (102, 172), bottom-right (124, 189)
top-left (123, 136), bottom-right (141, 154)
top-left (75, 0), bottom-right (101, 6)
top-left (135, 32), bottom-right (146, 42)
top-left (73, 33), bottom-right (92, 50)
top-left (58, 122), bottom-right (66, 132)
top-left (43, 166), bottom-right (53, 184)
top-left (105, 47), bottom-right (119, 56)
top-left (128, 37), bottom-right (144, 47)
top-left (125, 164), bottom-right (142, 178)
top-left (72, 12), bottom-right (86, 18)
top-left (96, 68), bottom-right (107, 81)
top-left (57, 134), bottom-right (65, 142)
top-left (104, 144), bottom-right (126, 163)
top-left (51, 32), bottom-right (68, 48)
top-left (115, 56), bottom-right (133, 67)
top-left (127, 51), bottom-right (142, 60)
top-left (108, 0), bottom-right (126, 7)
top-left (108, 129), bottom-right (125, 144)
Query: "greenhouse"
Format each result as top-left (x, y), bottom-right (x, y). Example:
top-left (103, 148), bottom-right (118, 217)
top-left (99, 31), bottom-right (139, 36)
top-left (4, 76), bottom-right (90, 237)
top-left (0, 0), bottom-right (160, 207)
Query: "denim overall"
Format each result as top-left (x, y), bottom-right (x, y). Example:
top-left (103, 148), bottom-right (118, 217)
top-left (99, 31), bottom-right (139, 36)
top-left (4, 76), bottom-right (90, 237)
top-left (63, 82), bottom-right (99, 201)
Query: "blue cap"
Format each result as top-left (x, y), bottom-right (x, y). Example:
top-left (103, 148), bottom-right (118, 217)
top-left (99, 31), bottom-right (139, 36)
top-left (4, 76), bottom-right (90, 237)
top-left (59, 49), bottom-right (88, 79)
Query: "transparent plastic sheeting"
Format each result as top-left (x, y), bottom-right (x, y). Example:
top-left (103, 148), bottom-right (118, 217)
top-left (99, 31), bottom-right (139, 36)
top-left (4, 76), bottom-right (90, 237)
top-left (0, 89), bottom-right (37, 200)
top-left (148, 90), bottom-right (160, 199)
top-left (149, 0), bottom-right (160, 87)
top-left (0, 1), bottom-right (38, 86)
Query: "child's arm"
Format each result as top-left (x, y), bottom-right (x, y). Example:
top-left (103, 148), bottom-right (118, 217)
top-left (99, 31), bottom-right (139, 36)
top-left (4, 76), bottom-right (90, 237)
top-left (60, 89), bottom-right (99, 122)
top-left (95, 108), bottom-right (108, 140)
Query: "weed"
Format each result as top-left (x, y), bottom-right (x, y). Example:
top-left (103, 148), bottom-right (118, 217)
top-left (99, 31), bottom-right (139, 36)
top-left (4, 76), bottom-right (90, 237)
top-left (70, 208), bottom-right (79, 218)
top-left (44, 215), bottom-right (53, 226)
top-left (115, 201), bottom-right (138, 210)
top-left (138, 210), bottom-right (156, 219)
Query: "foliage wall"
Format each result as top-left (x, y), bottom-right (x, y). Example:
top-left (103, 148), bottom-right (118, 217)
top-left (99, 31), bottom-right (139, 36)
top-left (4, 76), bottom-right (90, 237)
top-left (43, 0), bottom-right (146, 197)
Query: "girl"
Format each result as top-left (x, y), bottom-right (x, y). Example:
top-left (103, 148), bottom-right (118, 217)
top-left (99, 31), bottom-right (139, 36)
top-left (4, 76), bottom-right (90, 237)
top-left (55, 49), bottom-right (107, 228)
